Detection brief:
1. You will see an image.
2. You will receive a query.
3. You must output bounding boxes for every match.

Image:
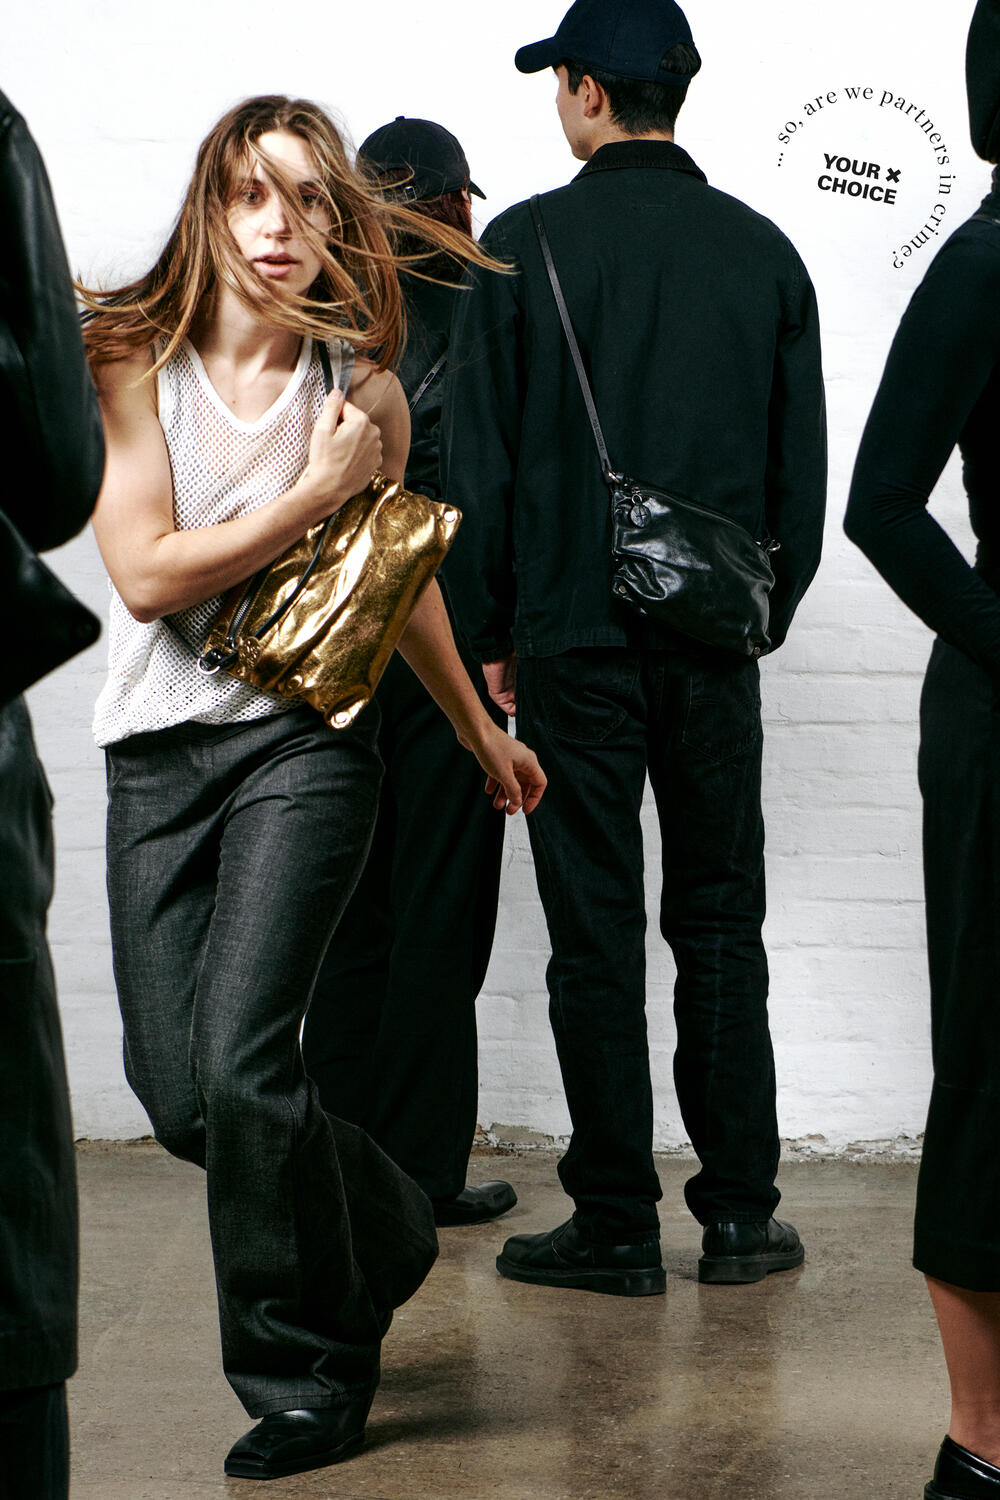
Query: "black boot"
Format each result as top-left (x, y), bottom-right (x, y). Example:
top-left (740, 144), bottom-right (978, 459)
top-left (698, 1218), bottom-right (804, 1284)
top-left (496, 1218), bottom-right (664, 1296)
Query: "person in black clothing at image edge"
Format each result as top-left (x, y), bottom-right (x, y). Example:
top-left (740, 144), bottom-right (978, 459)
top-left (301, 120), bottom-right (515, 1227)
top-left (846, 5), bottom-right (1000, 1497)
top-left (0, 91), bottom-right (105, 1500)
top-left (442, 0), bottom-right (827, 1294)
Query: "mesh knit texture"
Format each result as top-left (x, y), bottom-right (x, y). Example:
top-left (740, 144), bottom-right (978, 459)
top-left (93, 337), bottom-right (354, 747)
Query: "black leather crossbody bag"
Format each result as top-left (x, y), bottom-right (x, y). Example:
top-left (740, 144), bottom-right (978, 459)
top-left (530, 194), bottom-right (777, 659)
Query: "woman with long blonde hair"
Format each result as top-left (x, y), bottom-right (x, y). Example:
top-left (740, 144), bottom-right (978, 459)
top-left (84, 94), bottom-right (544, 1481)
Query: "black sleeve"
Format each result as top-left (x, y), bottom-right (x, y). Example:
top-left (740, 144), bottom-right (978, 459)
top-left (763, 243), bottom-right (828, 650)
top-left (403, 377), bottom-right (444, 505)
top-left (439, 219), bottom-right (523, 662)
top-left (0, 95), bottom-right (104, 552)
top-left (394, 278), bottom-right (452, 504)
top-left (844, 231), bottom-right (1000, 679)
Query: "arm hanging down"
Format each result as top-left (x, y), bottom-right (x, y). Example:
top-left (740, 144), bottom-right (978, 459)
top-left (375, 370), bottom-right (543, 813)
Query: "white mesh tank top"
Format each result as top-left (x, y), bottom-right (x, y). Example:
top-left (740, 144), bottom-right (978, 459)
top-left (93, 336), bottom-right (354, 747)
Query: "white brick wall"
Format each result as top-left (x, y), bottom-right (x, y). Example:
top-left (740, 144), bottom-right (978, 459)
top-left (9, 0), bottom-right (987, 1149)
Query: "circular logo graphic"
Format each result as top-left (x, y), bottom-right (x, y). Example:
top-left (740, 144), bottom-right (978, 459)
top-left (773, 84), bottom-right (957, 269)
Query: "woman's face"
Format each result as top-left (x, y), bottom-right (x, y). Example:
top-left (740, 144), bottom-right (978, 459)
top-left (226, 129), bottom-right (329, 296)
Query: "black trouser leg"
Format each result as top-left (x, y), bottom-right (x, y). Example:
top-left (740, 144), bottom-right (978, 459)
top-left (515, 650), bottom-right (661, 1242)
top-left (303, 655), bottom-right (506, 1200)
top-left (0, 699), bottom-right (77, 1460)
top-left (915, 639), bottom-right (1000, 1290)
top-left (648, 653), bottom-right (778, 1226)
top-left (0, 1384), bottom-right (69, 1500)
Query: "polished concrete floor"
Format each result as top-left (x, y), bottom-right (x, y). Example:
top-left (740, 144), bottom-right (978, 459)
top-left (71, 1144), bottom-right (944, 1499)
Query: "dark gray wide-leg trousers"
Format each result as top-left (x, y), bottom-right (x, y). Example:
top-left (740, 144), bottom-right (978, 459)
top-left (105, 706), bottom-right (437, 1417)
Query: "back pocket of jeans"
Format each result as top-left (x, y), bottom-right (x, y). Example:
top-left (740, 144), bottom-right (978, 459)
top-left (680, 661), bottom-right (762, 764)
top-left (521, 652), bottom-right (641, 745)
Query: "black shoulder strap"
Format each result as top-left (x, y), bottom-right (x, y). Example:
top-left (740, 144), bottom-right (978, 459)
top-left (322, 334), bottom-right (442, 415)
top-left (529, 194), bottom-right (617, 484)
top-left (317, 338), bottom-right (335, 394)
top-left (408, 351), bottom-right (447, 413)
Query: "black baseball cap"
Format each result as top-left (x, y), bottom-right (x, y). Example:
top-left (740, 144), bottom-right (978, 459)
top-left (357, 116), bottom-right (485, 201)
top-left (515, 0), bottom-right (701, 87)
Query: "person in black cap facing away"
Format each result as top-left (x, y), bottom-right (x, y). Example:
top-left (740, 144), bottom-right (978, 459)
top-left (442, 0), bottom-right (826, 1294)
top-left (302, 117), bottom-right (516, 1229)
top-left (847, 5), bottom-right (1000, 1496)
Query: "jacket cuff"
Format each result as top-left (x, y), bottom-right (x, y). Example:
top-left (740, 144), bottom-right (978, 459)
top-left (472, 633), bottom-right (515, 664)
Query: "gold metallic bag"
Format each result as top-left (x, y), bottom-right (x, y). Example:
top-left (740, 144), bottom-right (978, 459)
top-left (198, 469), bottom-right (460, 728)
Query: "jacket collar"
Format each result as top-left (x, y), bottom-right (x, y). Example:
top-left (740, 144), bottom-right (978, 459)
top-left (575, 139), bottom-right (707, 183)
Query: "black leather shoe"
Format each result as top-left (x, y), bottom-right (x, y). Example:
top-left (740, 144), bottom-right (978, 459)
top-left (699, 1217), bottom-right (804, 1283)
top-left (496, 1218), bottom-right (665, 1296)
top-left (432, 1180), bottom-right (518, 1226)
top-left (223, 1393), bottom-right (375, 1479)
top-left (926, 1435), bottom-right (1000, 1498)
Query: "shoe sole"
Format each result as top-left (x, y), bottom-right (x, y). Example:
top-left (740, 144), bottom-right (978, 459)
top-left (224, 1429), bottom-right (364, 1479)
top-left (698, 1246), bottom-right (805, 1285)
top-left (496, 1255), bottom-right (665, 1297)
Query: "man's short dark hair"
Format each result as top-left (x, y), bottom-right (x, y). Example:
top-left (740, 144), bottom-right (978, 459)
top-left (563, 43), bottom-right (698, 134)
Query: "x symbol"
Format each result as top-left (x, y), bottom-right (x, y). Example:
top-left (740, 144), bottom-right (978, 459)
top-left (886, 167), bottom-right (901, 184)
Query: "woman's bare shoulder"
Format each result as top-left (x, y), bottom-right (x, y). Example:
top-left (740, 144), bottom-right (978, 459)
top-left (93, 346), bottom-right (157, 413)
top-left (349, 357), bottom-right (404, 419)
top-left (347, 356), bottom-right (409, 480)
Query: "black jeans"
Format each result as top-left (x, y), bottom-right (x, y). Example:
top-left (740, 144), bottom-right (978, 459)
top-left (515, 648), bottom-right (779, 1242)
top-left (105, 707), bottom-right (438, 1417)
top-left (915, 639), bottom-right (1000, 1291)
top-left (303, 652), bottom-right (506, 1201)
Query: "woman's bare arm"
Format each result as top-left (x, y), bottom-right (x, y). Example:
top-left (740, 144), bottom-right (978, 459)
top-left (91, 349), bottom-right (383, 622)
top-left (397, 582), bottom-right (546, 814)
top-left (350, 365), bottom-right (544, 812)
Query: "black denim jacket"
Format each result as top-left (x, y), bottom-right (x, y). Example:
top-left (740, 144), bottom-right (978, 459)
top-left (441, 140), bottom-right (827, 661)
